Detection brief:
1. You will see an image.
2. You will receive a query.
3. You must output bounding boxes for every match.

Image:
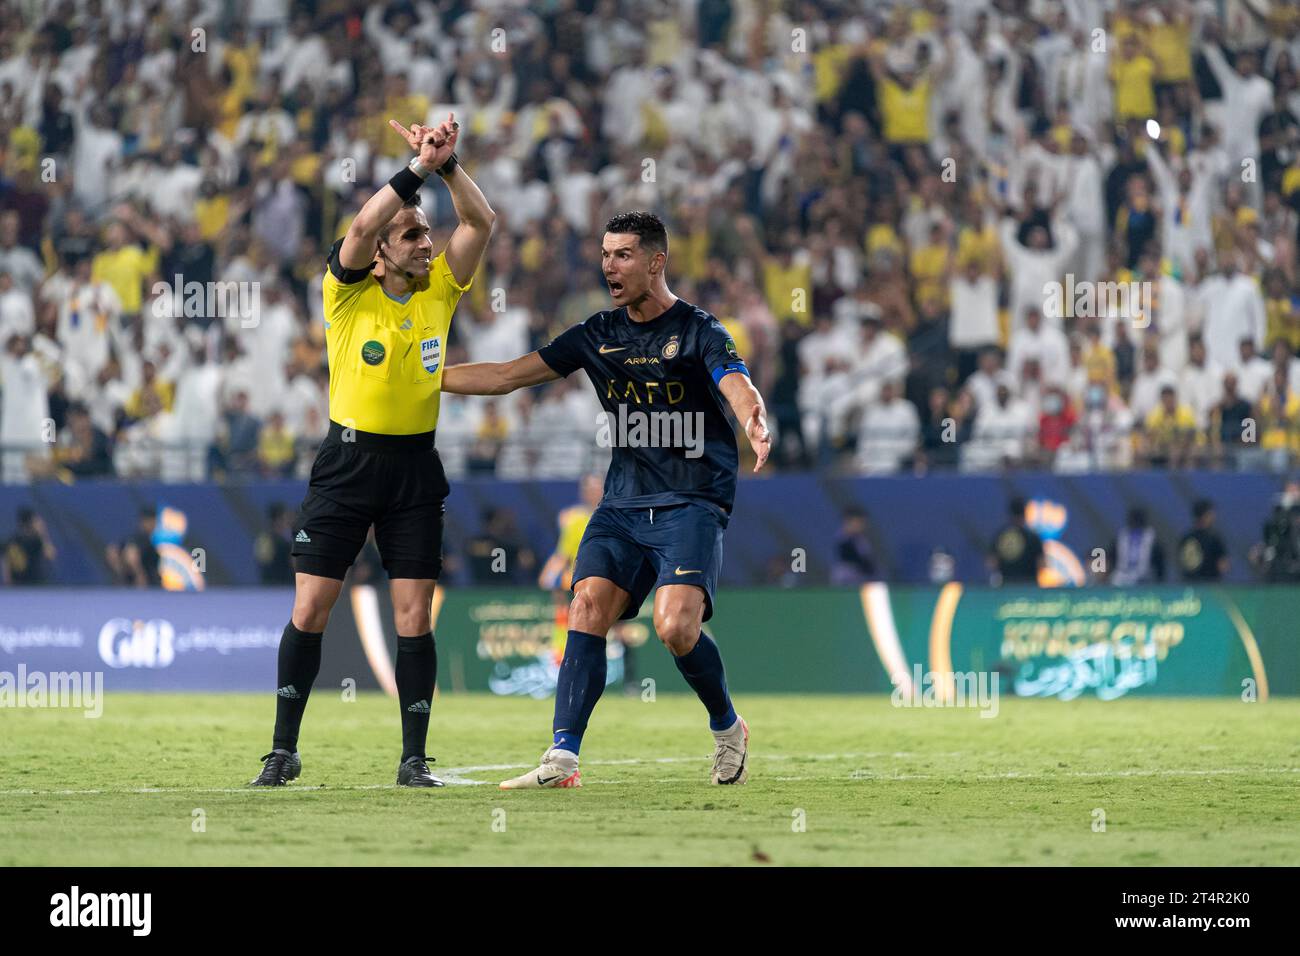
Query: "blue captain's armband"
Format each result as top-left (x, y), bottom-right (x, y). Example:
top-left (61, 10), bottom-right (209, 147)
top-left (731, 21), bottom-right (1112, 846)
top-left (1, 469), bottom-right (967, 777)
top-left (711, 362), bottom-right (750, 386)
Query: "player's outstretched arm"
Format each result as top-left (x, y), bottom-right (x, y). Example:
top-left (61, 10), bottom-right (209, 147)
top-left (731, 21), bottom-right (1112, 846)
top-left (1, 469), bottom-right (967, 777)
top-left (719, 372), bottom-right (772, 472)
top-left (442, 351), bottom-right (561, 396)
top-left (337, 114), bottom-right (459, 271)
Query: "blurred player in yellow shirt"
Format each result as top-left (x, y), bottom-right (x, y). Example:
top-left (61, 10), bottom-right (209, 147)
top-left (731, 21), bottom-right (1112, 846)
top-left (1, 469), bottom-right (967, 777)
top-left (1111, 34), bottom-right (1156, 121)
top-left (539, 474), bottom-right (604, 662)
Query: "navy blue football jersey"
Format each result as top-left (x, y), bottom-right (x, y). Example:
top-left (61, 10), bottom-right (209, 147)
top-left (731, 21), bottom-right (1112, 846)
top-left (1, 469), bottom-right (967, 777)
top-left (538, 298), bottom-right (750, 518)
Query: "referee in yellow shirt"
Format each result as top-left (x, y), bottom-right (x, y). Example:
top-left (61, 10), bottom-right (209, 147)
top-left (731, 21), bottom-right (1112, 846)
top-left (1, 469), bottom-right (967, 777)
top-left (249, 113), bottom-right (495, 788)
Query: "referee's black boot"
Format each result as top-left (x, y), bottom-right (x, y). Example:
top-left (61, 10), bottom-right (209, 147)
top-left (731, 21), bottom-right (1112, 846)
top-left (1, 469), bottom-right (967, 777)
top-left (249, 749), bottom-right (301, 786)
top-left (397, 755), bottom-right (445, 788)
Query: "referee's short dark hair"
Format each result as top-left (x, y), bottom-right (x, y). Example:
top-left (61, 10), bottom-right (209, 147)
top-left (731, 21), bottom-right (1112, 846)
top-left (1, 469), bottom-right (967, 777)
top-left (605, 211), bottom-right (668, 255)
top-left (379, 193), bottom-right (422, 244)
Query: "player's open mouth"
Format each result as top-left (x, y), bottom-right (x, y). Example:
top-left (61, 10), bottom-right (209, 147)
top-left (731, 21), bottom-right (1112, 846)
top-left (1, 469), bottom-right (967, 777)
top-left (607, 281), bottom-right (623, 295)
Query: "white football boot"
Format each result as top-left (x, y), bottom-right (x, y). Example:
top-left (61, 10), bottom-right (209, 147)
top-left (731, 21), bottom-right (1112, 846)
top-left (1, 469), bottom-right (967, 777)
top-left (499, 745), bottom-right (582, 790)
top-left (710, 716), bottom-right (749, 785)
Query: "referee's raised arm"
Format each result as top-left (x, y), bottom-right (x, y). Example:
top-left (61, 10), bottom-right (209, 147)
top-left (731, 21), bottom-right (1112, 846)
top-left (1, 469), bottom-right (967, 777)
top-left (339, 112), bottom-right (494, 275)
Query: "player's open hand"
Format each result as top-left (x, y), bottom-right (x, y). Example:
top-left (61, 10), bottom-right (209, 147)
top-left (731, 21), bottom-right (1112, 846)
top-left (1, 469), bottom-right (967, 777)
top-left (388, 112), bottom-right (459, 170)
top-left (745, 406), bottom-right (771, 473)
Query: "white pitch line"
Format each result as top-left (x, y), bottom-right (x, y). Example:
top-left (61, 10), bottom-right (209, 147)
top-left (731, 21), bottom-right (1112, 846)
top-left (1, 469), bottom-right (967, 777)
top-left (849, 767), bottom-right (1300, 781)
top-left (0, 759), bottom-right (1295, 796)
top-left (0, 752), bottom-right (910, 794)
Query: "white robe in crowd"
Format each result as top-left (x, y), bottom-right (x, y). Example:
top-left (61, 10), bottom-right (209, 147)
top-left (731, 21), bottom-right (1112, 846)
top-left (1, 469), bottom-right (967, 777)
top-left (0, 351), bottom-right (50, 483)
top-left (1197, 272), bottom-right (1266, 371)
top-left (856, 396), bottom-right (920, 474)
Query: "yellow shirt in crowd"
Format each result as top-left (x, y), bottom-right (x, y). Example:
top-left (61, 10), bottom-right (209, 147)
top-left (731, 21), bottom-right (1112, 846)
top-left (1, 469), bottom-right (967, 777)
top-left (1111, 55), bottom-right (1156, 120)
top-left (92, 244), bottom-right (158, 314)
top-left (879, 77), bottom-right (931, 144)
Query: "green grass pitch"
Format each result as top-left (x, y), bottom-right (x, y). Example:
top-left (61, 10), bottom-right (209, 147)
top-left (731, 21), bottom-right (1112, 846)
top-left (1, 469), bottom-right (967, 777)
top-left (2, 693), bottom-right (1297, 866)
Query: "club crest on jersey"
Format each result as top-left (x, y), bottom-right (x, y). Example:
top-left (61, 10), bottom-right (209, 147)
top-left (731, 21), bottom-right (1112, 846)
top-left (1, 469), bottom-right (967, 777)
top-left (725, 337), bottom-right (739, 359)
top-left (361, 339), bottom-right (386, 365)
top-left (421, 336), bottom-right (442, 373)
top-left (662, 336), bottom-right (680, 360)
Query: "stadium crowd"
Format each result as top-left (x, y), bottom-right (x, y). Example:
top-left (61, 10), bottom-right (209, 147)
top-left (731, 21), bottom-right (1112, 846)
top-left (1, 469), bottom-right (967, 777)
top-left (0, 0), bottom-right (1299, 481)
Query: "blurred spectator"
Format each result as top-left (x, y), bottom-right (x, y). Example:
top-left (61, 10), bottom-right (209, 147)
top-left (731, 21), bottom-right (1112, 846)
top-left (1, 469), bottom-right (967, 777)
top-left (0, 211), bottom-right (43, 292)
top-left (467, 399), bottom-right (509, 475)
top-left (855, 379), bottom-right (919, 474)
top-left (257, 410), bottom-right (296, 477)
top-left (56, 401), bottom-right (113, 477)
top-left (1107, 507), bottom-right (1166, 585)
top-left (217, 390), bottom-right (261, 474)
top-left (988, 497), bottom-right (1044, 586)
top-left (1038, 386), bottom-right (1077, 461)
top-left (1177, 498), bottom-right (1229, 581)
top-left (1250, 481), bottom-right (1300, 582)
top-left (830, 507), bottom-right (877, 586)
top-left (0, 333), bottom-right (50, 482)
top-left (465, 508), bottom-right (536, 585)
top-left (2, 506), bottom-right (55, 584)
top-left (0, 1), bottom-right (1296, 482)
top-left (1257, 365), bottom-right (1300, 469)
top-left (968, 379), bottom-right (1034, 470)
top-left (1141, 384), bottom-right (1198, 468)
top-left (948, 257), bottom-right (999, 380)
top-left (105, 506), bottom-right (159, 588)
top-left (254, 503), bottom-right (295, 585)
top-left (1210, 371), bottom-right (1255, 466)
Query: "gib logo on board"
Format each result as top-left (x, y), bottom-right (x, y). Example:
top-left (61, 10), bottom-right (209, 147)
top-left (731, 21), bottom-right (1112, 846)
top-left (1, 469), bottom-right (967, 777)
top-left (98, 618), bottom-right (176, 668)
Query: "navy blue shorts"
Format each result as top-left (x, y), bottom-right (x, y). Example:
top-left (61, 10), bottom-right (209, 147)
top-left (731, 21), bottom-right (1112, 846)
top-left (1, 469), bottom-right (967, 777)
top-left (572, 503), bottom-right (725, 622)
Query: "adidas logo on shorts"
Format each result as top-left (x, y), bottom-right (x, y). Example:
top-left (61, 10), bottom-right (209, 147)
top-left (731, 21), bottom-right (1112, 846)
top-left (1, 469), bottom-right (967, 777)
top-left (277, 684), bottom-right (302, 699)
top-left (406, 699), bottom-right (431, 714)
top-left (295, 530), bottom-right (311, 543)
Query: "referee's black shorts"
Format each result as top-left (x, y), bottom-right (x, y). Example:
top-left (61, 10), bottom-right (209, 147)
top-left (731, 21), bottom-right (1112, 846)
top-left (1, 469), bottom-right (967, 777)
top-left (291, 420), bottom-right (450, 581)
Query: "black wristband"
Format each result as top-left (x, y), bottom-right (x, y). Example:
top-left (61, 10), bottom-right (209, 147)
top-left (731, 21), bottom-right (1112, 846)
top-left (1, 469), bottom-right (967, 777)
top-left (388, 166), bottom-right (424, 201)
top-left (435, 152), bottom-right (459, 177)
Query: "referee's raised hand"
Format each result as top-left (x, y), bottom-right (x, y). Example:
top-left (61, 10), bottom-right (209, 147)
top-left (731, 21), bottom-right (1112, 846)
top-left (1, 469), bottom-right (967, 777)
top-left (389, 112), bottom-right (459, 169)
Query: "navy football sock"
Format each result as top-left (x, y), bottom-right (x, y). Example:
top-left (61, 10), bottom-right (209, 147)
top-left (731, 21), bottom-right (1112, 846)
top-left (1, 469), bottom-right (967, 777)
top-left (673, 632), bottom-right (737, 732)
top-left (272, 622), bottom-right (323, 752)
top-left (396, 633), bottom-right (437, 762)
top-left (552, 631), bottom-right (607, 755)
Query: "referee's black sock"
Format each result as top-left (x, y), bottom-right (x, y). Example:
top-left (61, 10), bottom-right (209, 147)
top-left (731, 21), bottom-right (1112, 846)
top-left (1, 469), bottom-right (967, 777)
top-left (272, 622), bottom-right (323, 752)
top-left (396, 632), bottom-right (437, 762)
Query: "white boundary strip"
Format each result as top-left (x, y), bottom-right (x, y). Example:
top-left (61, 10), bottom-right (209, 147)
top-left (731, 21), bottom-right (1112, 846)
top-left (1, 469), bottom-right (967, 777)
top-left (0, 754), bottom-right (1295, 794)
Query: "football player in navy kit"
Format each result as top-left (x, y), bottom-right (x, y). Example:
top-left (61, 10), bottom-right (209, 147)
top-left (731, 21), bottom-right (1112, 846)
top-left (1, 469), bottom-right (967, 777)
top-left (441, 211), bottom-right (771, 788)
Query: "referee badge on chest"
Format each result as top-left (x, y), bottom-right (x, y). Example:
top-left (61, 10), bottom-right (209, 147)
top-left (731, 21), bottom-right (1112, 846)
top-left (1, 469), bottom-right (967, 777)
top-left (421, 335), bottom-right (442, 374)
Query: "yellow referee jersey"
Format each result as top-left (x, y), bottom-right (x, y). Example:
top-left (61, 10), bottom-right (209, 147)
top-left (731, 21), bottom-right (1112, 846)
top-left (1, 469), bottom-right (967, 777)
top-left (322, 251), bottom-right (471, 435)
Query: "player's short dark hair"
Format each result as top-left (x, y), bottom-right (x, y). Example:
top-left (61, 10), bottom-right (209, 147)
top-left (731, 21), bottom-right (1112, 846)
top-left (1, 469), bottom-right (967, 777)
top-left (1192, 499), bottom-right (1215, 520)
top-left (605, 211), bottom-right (668, 256)
top-left (379, 193), bottom-right (423, 244)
